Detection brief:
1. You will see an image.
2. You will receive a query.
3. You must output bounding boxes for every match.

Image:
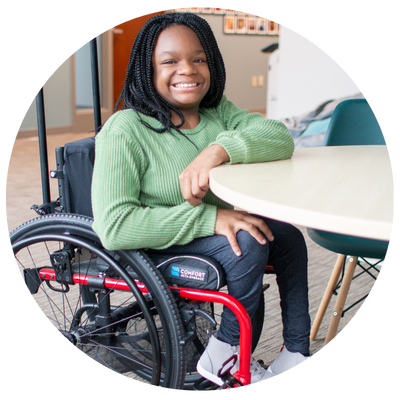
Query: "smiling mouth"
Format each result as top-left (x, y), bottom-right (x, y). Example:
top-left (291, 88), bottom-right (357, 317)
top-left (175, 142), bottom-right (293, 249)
top-left (173, 83), bottom-right (199, 88)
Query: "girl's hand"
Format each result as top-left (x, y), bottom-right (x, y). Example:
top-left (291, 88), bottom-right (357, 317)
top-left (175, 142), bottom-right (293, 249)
top-left (215, 209), bottom-right (274, 256)
top-left (179, 144), bottom-right (229, 206)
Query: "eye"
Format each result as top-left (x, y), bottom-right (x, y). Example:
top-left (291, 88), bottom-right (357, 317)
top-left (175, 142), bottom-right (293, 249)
top-left (194, 58), bottom-right (207, 63)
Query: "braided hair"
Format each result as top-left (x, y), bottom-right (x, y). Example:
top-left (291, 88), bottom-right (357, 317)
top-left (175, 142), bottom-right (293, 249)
top-left (115, 12), bottom-right (226, 136)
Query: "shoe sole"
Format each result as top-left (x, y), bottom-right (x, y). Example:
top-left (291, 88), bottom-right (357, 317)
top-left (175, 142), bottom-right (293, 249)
top-left (196, 362), bottom-right (224, 386)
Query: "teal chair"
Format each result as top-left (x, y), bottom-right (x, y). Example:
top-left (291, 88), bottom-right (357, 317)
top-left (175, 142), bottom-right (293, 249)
top-left (322, 99), bottom-right (386, 146)
top-left (308, 99), bottom-right (389, 345)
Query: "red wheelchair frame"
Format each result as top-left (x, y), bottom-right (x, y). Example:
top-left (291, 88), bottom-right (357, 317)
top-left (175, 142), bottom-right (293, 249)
top-left (39, 266), bottom-right (254, 386)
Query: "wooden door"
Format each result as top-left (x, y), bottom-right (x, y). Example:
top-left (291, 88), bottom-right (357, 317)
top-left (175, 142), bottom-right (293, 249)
top-left (113, 11), bottom-right (164, 109)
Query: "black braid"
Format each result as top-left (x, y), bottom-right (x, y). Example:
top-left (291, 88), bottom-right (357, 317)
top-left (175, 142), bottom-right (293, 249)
top-left (115, 12), bottom-right (226, 137)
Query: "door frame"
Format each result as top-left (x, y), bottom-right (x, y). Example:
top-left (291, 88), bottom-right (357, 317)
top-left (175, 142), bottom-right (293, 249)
top-left (71, 30), bottom-right (114, 133)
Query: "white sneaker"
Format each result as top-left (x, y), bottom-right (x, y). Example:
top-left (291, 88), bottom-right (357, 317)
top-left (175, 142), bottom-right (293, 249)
top-left (196, 335), bottom-right (269, 386)
top-left (265, 345), bottom-right (310, 379)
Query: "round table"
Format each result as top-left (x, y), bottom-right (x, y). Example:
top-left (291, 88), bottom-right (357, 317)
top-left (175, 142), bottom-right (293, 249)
top-left (210, 145), bottom-right (393, 241)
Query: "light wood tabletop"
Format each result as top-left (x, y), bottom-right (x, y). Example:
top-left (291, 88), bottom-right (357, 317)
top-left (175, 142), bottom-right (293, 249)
top-left (210, 145), bottom-right (393, 241)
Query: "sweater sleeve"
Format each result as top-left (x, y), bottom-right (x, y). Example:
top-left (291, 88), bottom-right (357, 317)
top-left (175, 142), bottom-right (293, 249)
top-left (91, 118), bottom-right (217, 251)
top-left (208, 96), bottom-right (294, 164)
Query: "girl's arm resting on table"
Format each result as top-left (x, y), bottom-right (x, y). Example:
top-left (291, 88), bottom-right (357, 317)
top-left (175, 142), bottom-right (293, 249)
top-left (180, 98), bottom-right (294, 207)
top-left (208, 96), bottom-right (294, 164)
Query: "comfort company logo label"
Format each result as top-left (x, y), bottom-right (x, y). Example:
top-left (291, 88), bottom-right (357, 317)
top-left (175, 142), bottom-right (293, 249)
top-left (171, 265), bottom-right (206, 282)
top-left (171, 266), bottom-right (180, 277)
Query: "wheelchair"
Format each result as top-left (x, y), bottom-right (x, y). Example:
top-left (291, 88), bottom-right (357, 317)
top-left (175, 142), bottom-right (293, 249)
top-left (10, 40), bottom-right (273, 390)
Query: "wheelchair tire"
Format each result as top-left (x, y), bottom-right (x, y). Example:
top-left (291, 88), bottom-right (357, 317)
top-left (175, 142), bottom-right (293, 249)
top-left (10, 214), bottom-right (187, 389)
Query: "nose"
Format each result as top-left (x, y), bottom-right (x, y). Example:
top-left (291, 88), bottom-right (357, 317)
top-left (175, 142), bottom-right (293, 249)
top-left (177, 60), bottom-right (197, 75)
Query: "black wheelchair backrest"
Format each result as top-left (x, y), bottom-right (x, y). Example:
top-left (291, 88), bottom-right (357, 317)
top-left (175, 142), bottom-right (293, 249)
top-left (61, 136), bottom-right (95, 217)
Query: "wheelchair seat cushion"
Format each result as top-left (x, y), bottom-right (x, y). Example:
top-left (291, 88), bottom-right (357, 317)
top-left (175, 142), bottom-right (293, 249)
top-left (148, 253), bottom-right (227, 290)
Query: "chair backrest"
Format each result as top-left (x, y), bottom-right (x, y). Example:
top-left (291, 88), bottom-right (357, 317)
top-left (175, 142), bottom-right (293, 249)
top-left (62, 136), bottom-right (95, 217)
top-left (322, 99), bottom-right (385, 146)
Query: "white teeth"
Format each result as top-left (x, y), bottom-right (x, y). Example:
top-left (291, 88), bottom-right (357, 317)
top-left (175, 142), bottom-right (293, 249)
top-left (174, 83), bottom-right (198, 88)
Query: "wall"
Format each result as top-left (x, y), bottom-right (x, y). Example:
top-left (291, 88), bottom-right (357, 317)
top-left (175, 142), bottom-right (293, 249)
top-left (75, 39), bottom-right (101, 109)
top-left (273, 25), bottom-right (360, 120)
top-left (19, 57), bottom-right (73, 131)
top-left (203, 14), bottom-right (278, 111)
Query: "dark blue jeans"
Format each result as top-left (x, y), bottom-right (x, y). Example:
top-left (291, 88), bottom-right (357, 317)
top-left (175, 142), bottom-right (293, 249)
top-left (147, 217), bottom-right (310, 355)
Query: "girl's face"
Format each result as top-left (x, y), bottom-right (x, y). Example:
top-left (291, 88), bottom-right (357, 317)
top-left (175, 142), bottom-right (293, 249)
top-left (152, 25), bottom-right (211, 115)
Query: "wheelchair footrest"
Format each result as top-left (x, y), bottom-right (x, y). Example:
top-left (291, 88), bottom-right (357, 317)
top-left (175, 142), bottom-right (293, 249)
top-left (217, 355), bottom-right (243, 388)
top-left (194, 354), bottom-right (244, 394)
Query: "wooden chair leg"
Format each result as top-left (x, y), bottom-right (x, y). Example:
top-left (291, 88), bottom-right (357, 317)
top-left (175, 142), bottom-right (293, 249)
top-left (310, 254), bottom-right (346, 340)
top-left (324, 256), bottom-right (358, 345)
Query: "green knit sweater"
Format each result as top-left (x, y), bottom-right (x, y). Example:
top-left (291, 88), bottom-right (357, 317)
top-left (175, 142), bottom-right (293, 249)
top-left (91, 96), bottom-right (294, 250)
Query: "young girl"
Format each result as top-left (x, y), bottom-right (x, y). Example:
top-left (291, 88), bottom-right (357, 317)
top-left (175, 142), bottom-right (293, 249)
top-left (92, 12), bottom-right (310, 385)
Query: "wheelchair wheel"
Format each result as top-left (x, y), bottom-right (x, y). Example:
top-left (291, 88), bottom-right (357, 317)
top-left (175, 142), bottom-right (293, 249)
top-left (10, 214), bottom-right (187, 389)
